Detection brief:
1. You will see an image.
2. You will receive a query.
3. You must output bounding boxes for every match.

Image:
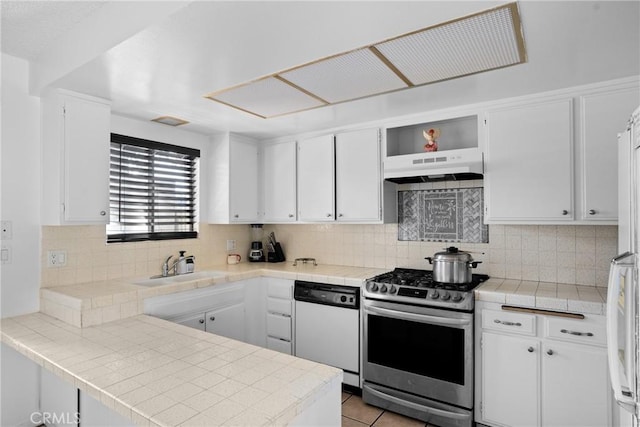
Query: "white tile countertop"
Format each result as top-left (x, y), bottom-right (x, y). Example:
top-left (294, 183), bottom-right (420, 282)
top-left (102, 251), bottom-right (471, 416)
top-left (40, 263), bottom-right (387, 328)
top-left (1, 312), bottom-right (342, 427)
top-left (475, 278), bottom-right (607, 315)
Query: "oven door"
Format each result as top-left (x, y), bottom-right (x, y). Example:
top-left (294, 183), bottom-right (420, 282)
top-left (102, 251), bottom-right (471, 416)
top-left (363, 298), bottom-right (473, 409)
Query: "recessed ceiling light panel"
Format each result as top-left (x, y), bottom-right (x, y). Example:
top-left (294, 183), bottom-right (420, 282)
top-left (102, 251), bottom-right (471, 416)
top-left (374, 4), bottom-right (525, 85)
top-left (279, 48), bottom-right (409, 104)
top-left (151, 115), bottom-right (189, 126)
top-left (207, 77), bottom-right (326, 118)
top-left (203, 2), bottom-right (526, 118)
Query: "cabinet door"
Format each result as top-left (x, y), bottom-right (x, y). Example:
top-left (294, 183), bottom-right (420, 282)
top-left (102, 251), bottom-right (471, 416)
top-left (541, 341), bottom-right (610, 427)
top-left (481, 332), bottom-right (539, 427)
top-left (298, 135), bottom-right (335, 221)
top-left (244, 278), bottom-right (266, 347)
top-left (485, 99), bottom-right (573, 221)
top-left (79, 391), bottom-right (135, 427)
top-left (580, 88), bottom-right (640, 221)
top-left (229, 138), bottom-right (259, 222)
top-left (63, 96), bottom-right (110, 223)
top-left (40, 369), bottom-right (79, 426)
top-left (335, 128), bottom-right (381, 221)
top-left (206, 303), bottom-right (245, 342)
top-left (175, 312), bottom-right (206, 331)
top-left (263, 141), bottom-right (297, 222)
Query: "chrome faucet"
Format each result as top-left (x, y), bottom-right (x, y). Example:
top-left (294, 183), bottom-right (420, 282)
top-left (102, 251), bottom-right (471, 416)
top-left (162, 252), bottom-right (196, 276)
top-left (162, 255), bottom-right (174, 277)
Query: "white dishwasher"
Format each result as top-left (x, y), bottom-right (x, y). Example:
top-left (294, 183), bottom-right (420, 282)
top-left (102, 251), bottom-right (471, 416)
top-left (294, 280), bottom-right (360, 387)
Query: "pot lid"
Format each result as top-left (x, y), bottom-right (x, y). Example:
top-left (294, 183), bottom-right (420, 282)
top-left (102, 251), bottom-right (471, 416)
top-left (432, 246), bottom-right (474, 262)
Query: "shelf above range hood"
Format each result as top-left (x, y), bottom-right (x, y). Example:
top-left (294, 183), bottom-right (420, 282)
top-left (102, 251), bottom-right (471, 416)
top-left (384, 147), bottom-right (484, 184)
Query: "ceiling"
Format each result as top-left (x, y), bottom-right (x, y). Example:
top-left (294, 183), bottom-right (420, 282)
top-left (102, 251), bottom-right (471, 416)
top-left (2, 1), bottom-right (639, 140)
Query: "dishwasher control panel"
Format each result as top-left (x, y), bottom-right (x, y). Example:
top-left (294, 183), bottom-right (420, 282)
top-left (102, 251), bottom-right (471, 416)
top-left (294, 281), bottom-right (359, 309)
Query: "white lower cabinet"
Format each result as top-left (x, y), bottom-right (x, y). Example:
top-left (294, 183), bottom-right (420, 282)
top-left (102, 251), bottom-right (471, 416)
top-left (175, 312), bottom-right (206, 331)
top-left (40, 368), bottom-right (79, 427)
top-left (477, 302), bottom-right (611, 427)
top-left (541, 341), bottom-right (609, 427)
top-left (482, 332), bottom-right (539, 427)
top-left (265, 278), bottom-right (294, 354)
top-left (205, 303), bottom-right (245, 342)
top-left (79, 392), bottom-right (134, 427)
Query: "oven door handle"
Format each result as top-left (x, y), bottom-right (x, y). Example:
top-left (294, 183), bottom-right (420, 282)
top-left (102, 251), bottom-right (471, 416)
top-left (366, 385), bottom-right (469, 421)
top-left (364, 305), bottom-right (471, 327)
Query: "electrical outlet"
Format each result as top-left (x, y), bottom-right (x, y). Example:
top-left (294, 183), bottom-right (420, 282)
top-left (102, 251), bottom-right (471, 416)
top-left (1, 246), bottom-right (11, 265)
top-left (47, 250), bottom-right (67, 267)
top-left (226, 240), bottom-right (236, 251)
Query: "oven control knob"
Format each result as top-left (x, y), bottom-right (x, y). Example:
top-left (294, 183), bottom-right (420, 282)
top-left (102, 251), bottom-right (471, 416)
top-left (389, 285), bottom-right (397, 294)
top-left (452, 293), bottom-right (463, 302)
top-left (441, 292), bottom-right (451, 301)
top-left (370, 283), bottom-right (379, 292)
top-left (430, 291), bottom-right (439, 299)
top-left (340, 295), bottom-right (347, 303)
top-left (380, 285), bottom-right (388, 293)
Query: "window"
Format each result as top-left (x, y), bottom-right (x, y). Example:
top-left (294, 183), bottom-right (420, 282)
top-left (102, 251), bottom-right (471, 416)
top-left (108, 133), bottom-right (199, 243)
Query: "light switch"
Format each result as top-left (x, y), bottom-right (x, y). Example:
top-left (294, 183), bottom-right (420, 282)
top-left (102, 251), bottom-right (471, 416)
top-left (1, 221), bottom-right (12, 240)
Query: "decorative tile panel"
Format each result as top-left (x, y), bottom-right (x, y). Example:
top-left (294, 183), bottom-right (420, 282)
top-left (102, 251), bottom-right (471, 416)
top-left (398, 187), bottom-right (488, 243)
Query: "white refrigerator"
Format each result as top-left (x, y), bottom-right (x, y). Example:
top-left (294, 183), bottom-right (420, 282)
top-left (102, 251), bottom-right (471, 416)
top-left (608, 106), bottom-right (640, 427)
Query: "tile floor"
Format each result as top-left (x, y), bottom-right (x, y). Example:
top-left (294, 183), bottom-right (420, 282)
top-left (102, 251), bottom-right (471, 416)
top-left (341, 389), bottom-right (436, 427)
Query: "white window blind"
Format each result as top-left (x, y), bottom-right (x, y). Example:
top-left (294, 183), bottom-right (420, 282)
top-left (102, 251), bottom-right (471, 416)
top-left (108, 133), bottom-right (199, 243)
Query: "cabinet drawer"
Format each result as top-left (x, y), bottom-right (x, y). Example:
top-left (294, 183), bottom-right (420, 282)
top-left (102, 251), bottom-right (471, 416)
top-left (482, 309), bottom-right (536, 336)
top-left (267, 297), bottom-right (292, 316)
top-left (267, 336), bottom-right (292, 354)
top-left (544, 316), bottom-right (606, 346)
top-left (267, 280), bottom-right (292, 299)
top-left (267, 313), bottom-right (291, 340)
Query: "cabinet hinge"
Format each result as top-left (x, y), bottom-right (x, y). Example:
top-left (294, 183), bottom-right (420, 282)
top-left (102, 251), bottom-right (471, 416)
top-left (480, 337), bottom-right (483, 349)
top-left (480, 401), bottom-right (483, 415)
top-left (484, 118), bottom-right (487, 125)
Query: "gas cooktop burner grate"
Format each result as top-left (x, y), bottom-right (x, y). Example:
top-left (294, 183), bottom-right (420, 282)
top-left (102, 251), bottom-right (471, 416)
top-left (368, 268), bottom-right (489, 292)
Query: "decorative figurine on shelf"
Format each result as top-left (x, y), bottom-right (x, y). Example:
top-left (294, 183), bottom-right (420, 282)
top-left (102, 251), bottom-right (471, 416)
top-left (423, 128), bottom-right (440, 152)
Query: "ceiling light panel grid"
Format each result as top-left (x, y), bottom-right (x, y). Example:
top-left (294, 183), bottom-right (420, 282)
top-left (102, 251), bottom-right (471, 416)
top-left (207, 77), bottom-right (325, 118)
top-left (375, 5), bottom-right (524, 85)
top-left (279, 48), bottom-right (409, 104)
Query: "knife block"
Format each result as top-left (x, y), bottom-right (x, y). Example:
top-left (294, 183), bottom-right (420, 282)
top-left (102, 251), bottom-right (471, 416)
top-left (268, 242), bottom-right (286, 263)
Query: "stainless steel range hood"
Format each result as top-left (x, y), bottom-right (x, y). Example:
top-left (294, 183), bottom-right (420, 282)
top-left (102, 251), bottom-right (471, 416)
top-left (384, 147), bottom-right (484, 184)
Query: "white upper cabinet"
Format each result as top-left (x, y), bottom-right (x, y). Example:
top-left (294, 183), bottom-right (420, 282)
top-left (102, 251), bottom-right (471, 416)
top-left (297, 134), bottom-right (335, 222)
top-left (484, 98), bottom-right (574, 222)
top-left (41, 90), bottom-right (111, 225)
top-left (262, 141), bottom-right (297, 222)
top-left (579, 87), bottom-right (640, 221)
top-left (335, 128), bottom-right (381, 222)
top-left (207, 133), bottom-right (259, 223)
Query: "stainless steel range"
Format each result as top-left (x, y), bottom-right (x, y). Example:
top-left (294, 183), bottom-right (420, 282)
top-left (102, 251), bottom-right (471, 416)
top-left (362, 268), bottom-right (489, 427)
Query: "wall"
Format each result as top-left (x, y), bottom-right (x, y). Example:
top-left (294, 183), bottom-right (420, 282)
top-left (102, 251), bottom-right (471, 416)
top-left (1, 54), bottom-right (41, 317)
top-left (265, 180), bottom-right (617, 288)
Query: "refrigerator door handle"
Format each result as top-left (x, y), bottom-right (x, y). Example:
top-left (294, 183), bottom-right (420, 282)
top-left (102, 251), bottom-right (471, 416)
top-left (606, 252), bottom-right (637, 414)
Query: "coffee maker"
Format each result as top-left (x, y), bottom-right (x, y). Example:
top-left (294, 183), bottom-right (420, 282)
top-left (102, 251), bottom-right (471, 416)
top-left (249, 224), bottom-right (265, 262)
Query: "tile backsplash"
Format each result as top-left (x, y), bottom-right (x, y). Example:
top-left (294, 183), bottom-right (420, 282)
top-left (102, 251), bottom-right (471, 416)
top-left (41, 222), bottom-right (617, 288)
top-left (264, 223), bottom-right (617, 287)
top-left (40, 224), bottom-right (251, 288)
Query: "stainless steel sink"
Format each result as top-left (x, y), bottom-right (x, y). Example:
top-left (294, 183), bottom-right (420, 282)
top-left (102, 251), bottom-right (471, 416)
top-left (133, 270), bottom-right (227, 287)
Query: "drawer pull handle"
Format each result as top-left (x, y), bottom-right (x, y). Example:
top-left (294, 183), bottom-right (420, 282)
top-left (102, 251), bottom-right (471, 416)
top-left (547, 349), bottom-right (554, 356)
top-left (527, 347), bottom-right (534, 353)
top-left (198, 319), bottom-right (204, 324)
top-left (560, 328), bottom-right (593, 337)
top-left (494, 319), bottom-right (522, 327)
top-left (209, 316), bottom-right (215, 322)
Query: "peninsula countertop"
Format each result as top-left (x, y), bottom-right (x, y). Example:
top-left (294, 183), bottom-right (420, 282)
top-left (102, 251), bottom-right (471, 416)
top-left (1, 312), bottom-right (342, 426)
